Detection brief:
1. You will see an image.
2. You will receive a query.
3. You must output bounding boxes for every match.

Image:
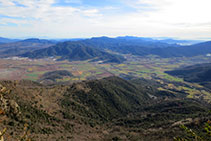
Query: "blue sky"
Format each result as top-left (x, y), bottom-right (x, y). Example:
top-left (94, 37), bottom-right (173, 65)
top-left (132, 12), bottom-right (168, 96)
top-left (0, 0), bottom-right (211, 39)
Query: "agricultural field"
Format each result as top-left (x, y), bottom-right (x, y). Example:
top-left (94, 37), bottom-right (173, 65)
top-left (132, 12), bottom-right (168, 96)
top-left (0, 55), bottom-right (211, 102)
top-left (0, 55), bottom-right (210, 82)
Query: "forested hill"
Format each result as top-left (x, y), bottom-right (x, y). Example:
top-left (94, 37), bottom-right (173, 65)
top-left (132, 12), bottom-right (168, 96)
top-left (0, 76), bottom-right (210, 140)
top-left (166, 63), bottom-right (211, 89)
top-left (21, 42), bottom-right (126, 63)
top-left (166, 63), bottom-right (211, 82)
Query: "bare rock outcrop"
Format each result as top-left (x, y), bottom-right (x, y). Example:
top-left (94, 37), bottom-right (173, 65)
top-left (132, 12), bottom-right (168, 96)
top-left (0, 84), bottom-right (21, 120)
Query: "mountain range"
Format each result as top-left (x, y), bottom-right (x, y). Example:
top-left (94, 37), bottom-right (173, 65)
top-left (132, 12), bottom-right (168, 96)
top-left (0, 36), bottom-right (210, 60)
top-left (0, 37), bottom-right (20, 43)
top-left (79, 37), bottom-right (211, 58)
top-left (21, 42), bottom-right (126, 63)
top-left (20, 36), bottom-right (211, 60)
top-left (0, 38), bottom-right (55, 58)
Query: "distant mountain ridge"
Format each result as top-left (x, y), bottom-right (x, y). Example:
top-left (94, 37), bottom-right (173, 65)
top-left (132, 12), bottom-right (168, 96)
top-left (80, 36), bottom-right (180, 50)
top-left (154, 38), bottom-right (202, 45)
top-left (0, 36), bottom-right (210, 59)
top-left (80, 37), bottom-right (211, 58)
top-left (149, 41), bottom-right (211, 57)
top-left (21, 38), bottom-right (56, 44)
top-left (0, 38), bottom-right (55, 58)
top-left (0, 37), bottom-right (20, 43)
top-left (21, 42), bottom-right (126, 63)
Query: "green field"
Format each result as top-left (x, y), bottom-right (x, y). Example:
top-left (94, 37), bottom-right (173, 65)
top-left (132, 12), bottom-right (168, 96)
top-left (0, 55), bottom-right (210, 102)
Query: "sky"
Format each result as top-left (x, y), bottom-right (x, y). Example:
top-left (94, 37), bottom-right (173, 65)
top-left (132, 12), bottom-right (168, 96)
top-left (0, 0), bottom-right (211, 39)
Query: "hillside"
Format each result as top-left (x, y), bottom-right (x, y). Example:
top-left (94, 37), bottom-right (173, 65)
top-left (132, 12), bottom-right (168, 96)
top-left (62, 77), bottom-right (150, 121)
top-left (166, 63), bottom-right (211, 89)
top-left (0, 37), bottom-right (19, 43)
top-left (38, 70), bottom-right (74, 84)
top-left (0, 76), bottom-right (210, 140)
top-left (0, 38), bottom-right (55, 57)
top-left (21, 42), bottom-right (126, 63)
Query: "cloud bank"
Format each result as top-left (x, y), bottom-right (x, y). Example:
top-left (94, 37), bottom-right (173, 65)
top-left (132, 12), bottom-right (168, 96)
top-left (0, 0), bottom-right (211, 39)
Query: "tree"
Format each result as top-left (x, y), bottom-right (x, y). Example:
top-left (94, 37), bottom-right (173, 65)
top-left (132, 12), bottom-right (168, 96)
top-left (174, 121), bottom-right (211, 141)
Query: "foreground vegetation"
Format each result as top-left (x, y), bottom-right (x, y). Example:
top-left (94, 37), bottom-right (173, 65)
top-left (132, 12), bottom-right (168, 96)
top-left (0, 76), bottom-right (210, 140)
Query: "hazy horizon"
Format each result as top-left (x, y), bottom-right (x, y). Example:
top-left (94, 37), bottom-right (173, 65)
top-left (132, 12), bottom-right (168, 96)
top-left (1, 35), bottom-right (210, 41)
top-left (0, 0), bottom-right (211, 40)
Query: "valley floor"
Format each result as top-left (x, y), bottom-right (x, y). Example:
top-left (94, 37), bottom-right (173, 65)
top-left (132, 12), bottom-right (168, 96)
top-left (0, 55), bottom-right (210, 102)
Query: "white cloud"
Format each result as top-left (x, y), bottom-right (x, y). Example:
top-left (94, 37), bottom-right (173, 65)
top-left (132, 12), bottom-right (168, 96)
top-left (64, 0), bottom-right (82, 4)
top-left (82, 9), bottom-right (102, 17)
top-left (0, 0), bottom-right (211, 39)
top-left (94, 0), bottom-right (211, 39)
